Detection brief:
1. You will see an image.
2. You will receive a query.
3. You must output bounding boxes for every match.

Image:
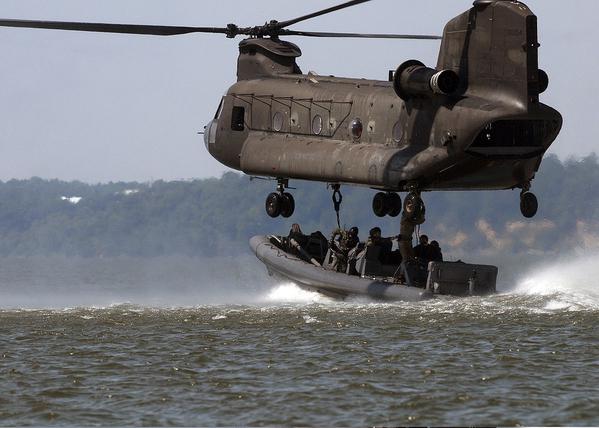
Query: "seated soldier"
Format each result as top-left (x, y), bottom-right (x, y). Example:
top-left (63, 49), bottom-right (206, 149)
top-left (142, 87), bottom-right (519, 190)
top-left (346, 227), bottom-right (360, 251)
top-left (367, 227), bottom-right (399, 264)
top-left (346, 227), bottom-right (365, 276)
top-left (288, 223), bottom-right (308, 249)
top-left (428, 240), bottom-right (444, 262)
top-left (413, 234), bottom-right (430, 261)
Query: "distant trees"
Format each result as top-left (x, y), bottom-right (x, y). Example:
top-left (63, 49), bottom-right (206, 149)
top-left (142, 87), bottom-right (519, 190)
top-left (0, 154), bottom-right (597, 258)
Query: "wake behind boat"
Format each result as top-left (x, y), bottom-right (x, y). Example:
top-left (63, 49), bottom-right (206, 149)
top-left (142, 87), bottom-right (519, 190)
top-left (250, 234), bottom-right (498, 302)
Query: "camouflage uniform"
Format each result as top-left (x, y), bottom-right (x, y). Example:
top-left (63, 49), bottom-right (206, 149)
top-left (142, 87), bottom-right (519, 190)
top-left (329, 228), bottom-right (359, 272)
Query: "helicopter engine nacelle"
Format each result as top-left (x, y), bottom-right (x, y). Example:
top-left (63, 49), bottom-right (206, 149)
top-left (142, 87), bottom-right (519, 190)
top-left (393, 60), bottom-right (460, 101)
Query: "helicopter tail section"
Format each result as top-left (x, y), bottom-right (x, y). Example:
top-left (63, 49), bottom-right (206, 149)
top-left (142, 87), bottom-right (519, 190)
top-left (427, 0), bottom-right (562, 174)
top-left (437, 0), bottom-right (542, 109)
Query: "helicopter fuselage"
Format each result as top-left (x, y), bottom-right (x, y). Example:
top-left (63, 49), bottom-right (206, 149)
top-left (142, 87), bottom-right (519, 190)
top-left (206, 72), bottom-right (560, 192)
top-left (0, 0), bottom-right (564, 222)
top-left (205, 0), bottom-right (562, 194)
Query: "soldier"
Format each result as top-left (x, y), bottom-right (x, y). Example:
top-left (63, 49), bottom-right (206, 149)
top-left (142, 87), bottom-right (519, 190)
top-left (428, 240), bottom-right (443, 262)
top-left (367, 227), bottom-right (401, 264)
top-left (286, 223), bottom-right (310, 257)
top-left (288, 223), bottom-right (307, 247)
top-left (329, 226), bottom-right (360, 272)
top-left (331, 227), bottom-right (360, 252)
top-left (413, 234), bottom-right (430, 260)
top-left (367, 227), bottom-right (398, 247)
top-left (346, 226), bottom-right (360, 249)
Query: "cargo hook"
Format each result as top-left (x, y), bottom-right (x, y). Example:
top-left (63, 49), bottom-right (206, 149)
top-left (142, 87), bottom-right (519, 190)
top-left (331, 184), bottom-right (343, 228)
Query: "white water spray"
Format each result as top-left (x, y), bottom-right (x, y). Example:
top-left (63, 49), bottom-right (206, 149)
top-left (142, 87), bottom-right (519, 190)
top-left (264, 283), bottom-right (331, 304)
top-left (514, 252), bottom-right (599, 310)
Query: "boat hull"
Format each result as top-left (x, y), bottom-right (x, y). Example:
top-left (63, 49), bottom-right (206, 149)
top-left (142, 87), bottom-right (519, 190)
top-left (250, 235), bottom-right (432, 302)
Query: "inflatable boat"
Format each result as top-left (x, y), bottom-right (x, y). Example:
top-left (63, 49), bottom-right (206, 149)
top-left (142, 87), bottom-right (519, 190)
top-left (250, 235), bottom-right (498, 302)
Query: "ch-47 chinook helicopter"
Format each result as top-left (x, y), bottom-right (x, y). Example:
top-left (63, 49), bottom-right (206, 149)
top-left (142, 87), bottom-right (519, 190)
top-left (0, 0), bottom-right (562, 251)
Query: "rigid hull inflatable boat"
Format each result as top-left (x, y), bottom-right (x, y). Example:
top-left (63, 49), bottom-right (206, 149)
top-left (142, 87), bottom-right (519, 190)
top-left (250, 235), bottom-right (498, 302)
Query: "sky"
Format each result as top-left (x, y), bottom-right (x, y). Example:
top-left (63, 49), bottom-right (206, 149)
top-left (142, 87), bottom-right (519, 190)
top-left (0, 0), bottom-right (597, 183)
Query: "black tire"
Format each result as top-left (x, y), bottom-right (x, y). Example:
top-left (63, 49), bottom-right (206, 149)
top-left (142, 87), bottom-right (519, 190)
top-left (281, 193), bottom-right (295, 218)
top-left (520, 192), bottom-right (538, 218)
top-left (265, 193), bottom-right (282, 218)
top-left (387, 193), bottom-right (402, 217)
top-left (372, 192), bottom-right (389, 217)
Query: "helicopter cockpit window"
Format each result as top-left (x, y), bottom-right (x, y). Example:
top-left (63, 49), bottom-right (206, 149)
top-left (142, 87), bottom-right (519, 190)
top-left (214, 98), bottom-right (224, 120)
top-left (231, 106), bottom-right (245, 131)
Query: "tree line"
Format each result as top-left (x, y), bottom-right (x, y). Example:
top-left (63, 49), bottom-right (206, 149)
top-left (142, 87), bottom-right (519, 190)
top-left (0, 154), bottom-right (597, 258)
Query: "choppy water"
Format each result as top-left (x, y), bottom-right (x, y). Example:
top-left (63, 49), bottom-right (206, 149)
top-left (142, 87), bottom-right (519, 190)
top-left (1, 254), bottom-right (599, 426)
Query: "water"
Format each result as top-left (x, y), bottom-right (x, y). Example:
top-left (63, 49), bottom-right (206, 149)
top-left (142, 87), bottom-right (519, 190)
top-left (1, 255), bottom-right (599, 426)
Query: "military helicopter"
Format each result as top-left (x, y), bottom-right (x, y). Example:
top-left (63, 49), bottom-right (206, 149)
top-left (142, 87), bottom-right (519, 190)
top-left (0, 0), bottom-right (562, 243)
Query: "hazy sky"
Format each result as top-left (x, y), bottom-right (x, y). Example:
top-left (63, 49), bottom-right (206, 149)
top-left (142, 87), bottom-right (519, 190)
top-left (0, 0), bottom-right (597, 183)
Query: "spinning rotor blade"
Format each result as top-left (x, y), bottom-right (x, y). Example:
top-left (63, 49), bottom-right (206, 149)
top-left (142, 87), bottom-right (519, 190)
top-left (0, 19), bottom-right (230, 36)
top-left (275, 0), bottom-right (371, 29)
top-left (282, 30), bottom-right (442, 40)
top-left (0, 1), bottom-right (441, 41)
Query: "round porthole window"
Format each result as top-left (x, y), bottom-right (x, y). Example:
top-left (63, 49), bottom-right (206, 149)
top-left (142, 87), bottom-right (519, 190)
top-left (350, 118), bottom-right (363, 140)
top-left (392, 121), bottom-right (403, 143)
top-left (312, 115), bottom-right (323, 135)
top-left (273, 112), bottom-right (284, 132)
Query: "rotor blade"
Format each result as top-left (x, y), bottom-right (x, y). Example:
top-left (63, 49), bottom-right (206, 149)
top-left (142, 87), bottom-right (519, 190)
top-left (276, 0), bottom-right (371, 29)
top-left (0, 19), bottom-right (230, 36)
top-left (282, 30), bottom-right (442, 40)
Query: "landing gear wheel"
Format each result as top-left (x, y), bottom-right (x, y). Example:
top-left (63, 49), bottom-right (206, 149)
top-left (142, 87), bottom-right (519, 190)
top-left (387, 193), bottom-right (402, 218)
top-left (372, 192), bottom-right (402, 217)
top-left (372, 192), bottom-right (389, 217)
top-left (280, 192), bottom-right (295, 218)
top-left (520, 192), bottom-right (538, 218)
top-left (404, 193), bottom-right (425, 221)
top-left (265, 192), bottom-right (282, 218)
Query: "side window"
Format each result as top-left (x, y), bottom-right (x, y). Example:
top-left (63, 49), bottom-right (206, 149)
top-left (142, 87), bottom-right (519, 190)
top-left (231, 106), bottom-right (245, 131)
top-left (214, 98), bottom-right (224, 120)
